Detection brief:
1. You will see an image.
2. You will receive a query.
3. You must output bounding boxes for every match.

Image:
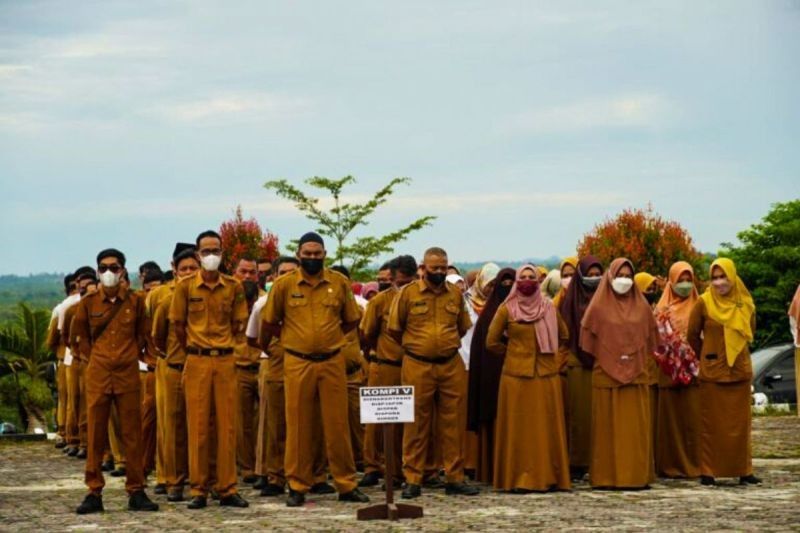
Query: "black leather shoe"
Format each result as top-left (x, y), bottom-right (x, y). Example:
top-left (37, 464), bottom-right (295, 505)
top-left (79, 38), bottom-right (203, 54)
top-left (252, 476), bottom-right (267, 490)
top-left (286, 490), bottom-right (305, 507)
top-left (740, 475), bottom-right (762, 485)
top-left (128, 490), bottom-right (159, 511)
top-left (63, 446), bottom-right (73, 454)
top-left (187, 496), bottom-right (207, 509)
top-left (422, 475), bottom-right (444, 489)
top-left (100, 460), bottom-right (115, 472)
top-left (309, 482), bottom-right (335, 494)
top-left (358, 472), bottom-right (381, 487)
top-left (110, 467), bottom-right (126, 477)
top-left (401, 484), bottom-right (421, 499)
top-left (209, 489), bottom-right (220, 501)
top-left (338, 488), bottom-right (369, 503)
top-left (76, 493), bottom-right (104, 515)
top-left (220, 493), bottom-right (249, 508)
top-left (445, 482), bottom-right (480, 496)
top-left (67, 447), bottom-right (79, 457)
top-left (75, 448), bottom-right (87, 460)
top-left (260, 483), bottom-right (285, 497)
top-left (242, 474), bottom-right (258, 484)
top-left (167, 490), bottom-right (184, 502)
top-left (153, 483), bottom-right (167, 495)
top-left (700, 476), bottom-right (716, 486)
top-left (55, 440), bottom-right (67, 449)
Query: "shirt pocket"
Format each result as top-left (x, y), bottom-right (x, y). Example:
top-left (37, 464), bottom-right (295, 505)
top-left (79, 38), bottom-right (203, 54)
top-left (408, 301), bottom-right (430, 326)
top-left (188, 300), bottom-right (206, 322)
top-left (443, 301), bottom-right (460, 325)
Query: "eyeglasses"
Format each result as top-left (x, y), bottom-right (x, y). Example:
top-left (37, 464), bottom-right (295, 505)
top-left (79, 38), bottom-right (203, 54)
top-left (97, 264), bottom-right (122, 274)
top-left (199, 248), bottom-right (222, 257)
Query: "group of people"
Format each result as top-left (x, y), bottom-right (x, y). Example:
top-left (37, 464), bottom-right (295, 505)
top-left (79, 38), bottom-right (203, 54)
top-left (46, 228), bottom-right (779, 515)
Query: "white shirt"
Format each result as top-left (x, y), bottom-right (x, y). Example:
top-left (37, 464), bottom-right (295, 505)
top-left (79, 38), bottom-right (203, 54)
top-left (246, 293), bottom-right (269, 340)
top-left (57, 293), bottom-right (81, 331)
top-left (459, 298), bottom-right (478, 371)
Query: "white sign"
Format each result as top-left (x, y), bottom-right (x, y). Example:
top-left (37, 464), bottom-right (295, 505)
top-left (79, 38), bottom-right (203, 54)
top-left (63, 348), bottom-right (73, 367)
top-left (359, 386), bottom-right (415, 424)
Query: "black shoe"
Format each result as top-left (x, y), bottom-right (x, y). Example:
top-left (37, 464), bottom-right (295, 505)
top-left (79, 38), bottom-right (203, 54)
top-left (700, 476), bottom-right (716, 486)
top-left (154, 483), bottom-right (167, 495)
top-left (401, 484), bottom-right (421, 499)
top-left (358, 471), bottom-right (381, 487)
top-left (76, 493), bottom-right (104, 515)
top-left (110, 467), bottom-right (126, 478)
top-left (209, 489), bottom-right (220, 501)
top-left (128, 490), bottom-right (159, 512)
top-left (100, 460), bottom-right (115, 472)
top-left (740, 475), bottom-right (762, 485)
top-left (242, 474), bottom-right (258, 484)
top-left (309, 482), bottom-right (335, 494)
top-left (338, 488), bottom-right (370, 503)
top-left (570, 467), bottom-right (587, 482)
top-left (167, 490), bottom-right (184, 502)
top-left (253, 476), bottom-right (267, 490)
top-left (422, 475), bottom-right (444, 489)
top-left (75, 449), bottom-right (87, 460)
top-left (286, 490), bottom-right (305, 507)
top-left (67, 447), bottom-right (79, 457)
top-left (63, 446), bottom-right (73, 454)
top-left (55, 440), bottom-right (67, 449)
top-left (187, 496), bottom-right (207, 509)
top-left (260, 483), bottom-right (285, 497)
top-left (220, 493), bottom-right (249, 508)
top-left (445, 482), bottom-right (480, 496)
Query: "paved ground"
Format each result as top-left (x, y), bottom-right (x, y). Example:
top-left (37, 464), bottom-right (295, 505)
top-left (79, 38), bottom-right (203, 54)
top-left (1, 416), bottom-right (798, 531)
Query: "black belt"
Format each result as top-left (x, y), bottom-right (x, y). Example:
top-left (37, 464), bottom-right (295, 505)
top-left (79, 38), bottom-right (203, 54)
top-left (238, 363), bottom-right (260, 372)
top-left (186, 347), bottom-right (234, 357)
top-left (286, 348), bottom-right (340, 362)
top-left (405, 350), bottom-right (458, 365)
top-left (366, 354), bottom-right (402, 368)
top-left (167, 362), bottom-right (184, 371)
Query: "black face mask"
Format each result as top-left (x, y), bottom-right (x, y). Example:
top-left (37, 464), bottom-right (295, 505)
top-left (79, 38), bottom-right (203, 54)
top-left (495, 284), bottom-right (512, 301)
top-left (242, 280), bottom-right (259, 304)
top-left (645, 292), bottom-right (658, 304)
top-left (301, 258), bottom-right (324, 276)
top-left (378, 282), bottom-right (392, 292)
top-left (427, 272), bottom-right (446, 286)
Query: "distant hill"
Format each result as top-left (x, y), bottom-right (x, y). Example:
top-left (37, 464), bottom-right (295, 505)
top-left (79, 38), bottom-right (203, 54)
top-left (452, 256), bottom-right (563, 274)
top-left (0, 273), bottom-right (65, 324)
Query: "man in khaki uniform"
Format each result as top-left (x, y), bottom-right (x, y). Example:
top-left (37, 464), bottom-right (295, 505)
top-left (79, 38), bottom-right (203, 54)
top-left (71, 248), bottom-right (158, 514)
top-left (48, 274), bottom-right (77, 449)
top-left (358, 256), bottom-right (417, 487)
top-left (389, 247), bottom-right (479, 499)
top-left (140, 269), bottom-right (163, 482)
top-left (152, 243), bottom-right (199, 502)
top-left (169, 230), bottom-right (249, 509)
top-left (233, 257), bottom-right (262, 483)
top-left (261, 232), bottom-right (369, 507)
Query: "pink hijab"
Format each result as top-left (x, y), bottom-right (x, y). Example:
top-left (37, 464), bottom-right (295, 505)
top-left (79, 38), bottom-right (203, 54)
top-left (505, 264), bottom-right (559, 354)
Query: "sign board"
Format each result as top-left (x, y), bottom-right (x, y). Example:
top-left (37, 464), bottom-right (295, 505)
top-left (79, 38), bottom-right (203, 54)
top-left (359, 386), bottom-right (414, 424)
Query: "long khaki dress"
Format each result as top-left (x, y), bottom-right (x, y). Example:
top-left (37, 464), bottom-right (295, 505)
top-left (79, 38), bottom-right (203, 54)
top-left (486, 305), bottom-right (570, 491)
top-left (656, 369), bottom-right (701, 478)
top-left (687, 299), bottom-right (754, 479)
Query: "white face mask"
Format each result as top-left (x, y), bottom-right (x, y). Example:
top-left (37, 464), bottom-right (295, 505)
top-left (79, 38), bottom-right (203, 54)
top-left (611, 277), bottom-right (634, 295)
top-left (99, 270), bottom-right (120, 288)
top-left (560, 277), bottom-right (572, 289)
top-left (201, 254), bottom-right (222, 272)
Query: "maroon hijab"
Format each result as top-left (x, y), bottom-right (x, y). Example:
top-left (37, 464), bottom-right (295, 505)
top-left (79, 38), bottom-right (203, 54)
top-left (558, 255), bottom-right (603, 368)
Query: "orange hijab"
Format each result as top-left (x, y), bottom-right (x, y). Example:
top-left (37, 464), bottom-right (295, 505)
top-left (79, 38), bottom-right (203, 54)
top-left (580, 258), bottom-right (659, 384)
top-left (656, 261), bottom-right (699, 336)
top-left (789, 284), bottom-right (800, 324)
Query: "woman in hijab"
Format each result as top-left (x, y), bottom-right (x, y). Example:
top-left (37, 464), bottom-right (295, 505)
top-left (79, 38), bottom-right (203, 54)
top-left (687, 258), bottom-right (759, 486)
top-left (581, 258), bottom-right (659, 490)
top-left (789, 284), bottom-right (800, 412)
top-left (559, 255), bottom-right (603, 481)
top-left (634, 270), bottom-right (660, 474)
top-left (655, 261), bottom-right (701, 478)
top-left (487, 265), bottom-right (570, 492)
top-left (466, 267), bottom-right (516, 484)
top-left (467, 263), bottom-right (501, 315)
top-left (552, 257), bottom-right (578, 308)
top-left (362, 281), bottom-right (380, 301)
top-left (542, 269), bottom-right (562, 300)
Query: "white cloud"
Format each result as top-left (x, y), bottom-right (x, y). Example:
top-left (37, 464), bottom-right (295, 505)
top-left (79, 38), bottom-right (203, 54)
top-left (150, 93), bottom-right (312, 123)
top-left (502, 93), bottom-right (676, 135)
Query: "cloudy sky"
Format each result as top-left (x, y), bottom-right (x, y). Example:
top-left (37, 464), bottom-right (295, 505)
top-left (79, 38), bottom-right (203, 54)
top-left (1, 1), bottom-right (798, 275)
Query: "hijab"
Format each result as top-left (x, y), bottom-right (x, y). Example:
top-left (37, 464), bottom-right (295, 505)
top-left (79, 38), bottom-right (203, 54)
top-left (634, 272), bottom-right (656, 294)
top-left (542, 269), bottom-right (561, 299)
top-left (467, 262), bottom-right (500, 314)
top-left (790, 284), bottom-right (800, 345)
top-left (505, 265), bottom-right (558, 354)
top-left (559, 255), bottom-right (603, 367)
top-left (580, 258), bottom-right (659, 384)
top-left (700, 258), bottom-right (755, 366)
top-left (362, 282), bottom-right (380, 300)
top-left (467, 267), bottom-right (517, 431)
top-left (656, 261), bottom-right (698, 336)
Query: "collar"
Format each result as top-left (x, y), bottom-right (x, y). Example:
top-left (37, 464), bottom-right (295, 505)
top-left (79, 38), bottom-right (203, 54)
top-left (417, 278), bottom-right (447, 294)
top-left (297, 267), bottom-right (331, 287)
top-left (100, 284), bottom-right (128, 303)
top-left (194, 270), bottom-right (228, 289)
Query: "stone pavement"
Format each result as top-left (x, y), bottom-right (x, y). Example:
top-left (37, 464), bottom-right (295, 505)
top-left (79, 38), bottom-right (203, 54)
top-left (0, 416), bottom-right (798, 531)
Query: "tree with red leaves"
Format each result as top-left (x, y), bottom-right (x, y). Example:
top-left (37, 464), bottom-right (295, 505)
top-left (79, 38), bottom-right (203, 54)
top-left (576, 205), bottom-right (702, 277)
top-left (219, 205), bottom-right (280, 274)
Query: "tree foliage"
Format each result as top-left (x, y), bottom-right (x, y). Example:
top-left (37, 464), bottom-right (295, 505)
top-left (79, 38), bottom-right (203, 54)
top-left (264, 176), bottom-right (436, 278)
top-left (720, 199), bottom-right (800, 348)
top-left (577, 205), bottom-right (703, 277)
top-left (219, 205), bottom-right (280, 274)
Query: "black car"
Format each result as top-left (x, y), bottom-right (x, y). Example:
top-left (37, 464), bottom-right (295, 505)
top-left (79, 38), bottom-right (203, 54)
top-left (752, 343), bottom-right (797, 406)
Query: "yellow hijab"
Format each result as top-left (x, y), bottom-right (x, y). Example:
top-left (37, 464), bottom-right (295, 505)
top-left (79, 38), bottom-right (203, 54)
top-left (634, 272), bottom-right (656, 294)
top-left (700, 258), bottom-right (755, 366)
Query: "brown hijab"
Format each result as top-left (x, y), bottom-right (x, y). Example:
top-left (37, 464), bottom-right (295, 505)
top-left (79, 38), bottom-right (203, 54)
top-left (559, 255), bottom-right (603, 368)
top-left (580, 258), bottom-right (658, 384)
top-left (655, 261), bottom-right (699, 336)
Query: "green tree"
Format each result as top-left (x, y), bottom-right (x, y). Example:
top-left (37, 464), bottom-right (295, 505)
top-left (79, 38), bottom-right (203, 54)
top-left (720, 199), bottom-right (800, 348)
top-left (264, 176), bottom-right (435, 278)
top-left (0, 303), bottom-right (54, 432)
